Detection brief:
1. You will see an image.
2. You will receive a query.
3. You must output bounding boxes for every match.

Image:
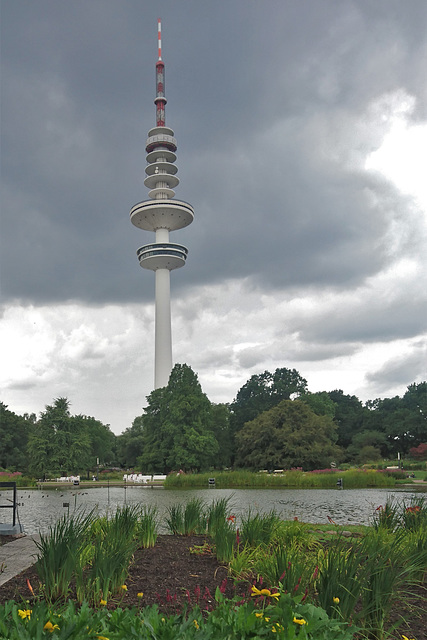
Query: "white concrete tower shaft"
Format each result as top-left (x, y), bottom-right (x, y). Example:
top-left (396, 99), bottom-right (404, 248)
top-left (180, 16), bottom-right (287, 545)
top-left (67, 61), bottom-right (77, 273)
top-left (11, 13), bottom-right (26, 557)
top-left (130, 19), bottom-right (194, 389)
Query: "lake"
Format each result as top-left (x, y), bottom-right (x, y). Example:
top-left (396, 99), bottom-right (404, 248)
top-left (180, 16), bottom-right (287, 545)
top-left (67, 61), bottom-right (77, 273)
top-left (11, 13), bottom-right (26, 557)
top-left (3, 485), bottom-right (425, 535)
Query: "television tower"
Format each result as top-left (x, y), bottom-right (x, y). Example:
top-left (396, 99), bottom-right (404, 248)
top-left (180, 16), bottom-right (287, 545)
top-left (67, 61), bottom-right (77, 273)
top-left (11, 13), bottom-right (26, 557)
top-left (130, 19), bottom-right (194, 389)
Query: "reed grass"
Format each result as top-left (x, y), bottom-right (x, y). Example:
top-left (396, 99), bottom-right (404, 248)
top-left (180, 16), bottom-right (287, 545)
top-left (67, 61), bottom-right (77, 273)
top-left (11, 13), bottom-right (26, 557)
top-left (136, 505), bottom-right (158, 548)
top-left (76, 506), bottom-right (139, 605)
top-left (212, 520), bottom-right (237, 563)
top-left (240, 510), bottom-right (280, 547)
top-left (184, 497), bottom-right (207, 535)
top-left (256, 543), bottom-right (316, 596)
top-left (315, 537), bottom-right (363, 621)
top-left (359, 531), bottom-right (413, 640)
top-left (206, 496), bottom-right (234, 535)
top-left (165, 498), bottom-right (207, 535)
top-left (271, 519), bottom-right (319, 550)
top-left (164, 468), bottom-right (395, 489)
top-left (228, 544), bottom-right (259, 580)
top-left (34, 511), bottom-right (93, 602)
top-left (165, 503), bottom-right (184, 535)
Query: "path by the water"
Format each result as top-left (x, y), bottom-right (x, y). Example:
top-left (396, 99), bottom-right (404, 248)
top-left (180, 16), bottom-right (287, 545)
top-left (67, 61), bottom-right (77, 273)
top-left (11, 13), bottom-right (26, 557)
top-left (0, 535), bottom-right (40, 587)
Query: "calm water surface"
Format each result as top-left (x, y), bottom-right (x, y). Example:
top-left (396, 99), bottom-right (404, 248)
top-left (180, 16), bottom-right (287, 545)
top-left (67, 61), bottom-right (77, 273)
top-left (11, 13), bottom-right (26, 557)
top-left (2, 485), bottom-right (425, 535)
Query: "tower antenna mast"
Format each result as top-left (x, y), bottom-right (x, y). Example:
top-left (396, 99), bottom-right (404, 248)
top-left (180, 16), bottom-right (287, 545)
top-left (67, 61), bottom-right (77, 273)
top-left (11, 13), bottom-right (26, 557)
top-left (155, 18), bottom-right (166, 127)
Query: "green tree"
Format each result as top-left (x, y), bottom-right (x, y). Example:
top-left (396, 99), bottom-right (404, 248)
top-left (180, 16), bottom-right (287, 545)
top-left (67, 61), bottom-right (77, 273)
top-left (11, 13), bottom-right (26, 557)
top-left (327, 390), bottom-right (367, 449)
top-left (26, 397), bottom-right (111, 477)
top-left (80, 415), bottom-right (116, 465)
top-left (235, 399), bottom-right (341, 471)
top-left (230, 368), bottom-right (308, 442)
top-left (0, 403), bottom-right (34, 472)
top-left (347, 429), bottom-right (389, 463)
top-left (137, 364), bottom-right (219, 473)
top-left (116, 416), bottom-right (145, 468)
top-left (210, 403), bottom-right (232, 468)
top-left (300, 391), bottom-right (336, 418)
top-left (364, 384), bottom-right (426, 456)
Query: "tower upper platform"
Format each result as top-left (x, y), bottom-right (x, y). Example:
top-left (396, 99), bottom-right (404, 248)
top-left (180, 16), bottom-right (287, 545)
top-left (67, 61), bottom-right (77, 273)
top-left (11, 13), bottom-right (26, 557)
top-left (130, 199), bottom-right (194, 232)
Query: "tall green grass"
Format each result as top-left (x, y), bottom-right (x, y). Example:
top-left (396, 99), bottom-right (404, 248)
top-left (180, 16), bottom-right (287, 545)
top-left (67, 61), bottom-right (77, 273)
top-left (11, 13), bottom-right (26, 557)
top-left (212, 520), bottom-right (237, 562)
top-left (206, 496), bottom-right (234, 534)
top-left (136, 504), bottom-right (158, 548)
top-left (164, 468), bottom-right (395, 489)
top-left (240, 510), bottom-right (280, 547)
top-left (256, 543), bottom-right (316, 596)
top-left (76, 505), bottom-right (139, 605)
top-left (315, 537), bottom-right (363, 621)
top-left (165, 497), bottom-right (207, 535)
top-left (34, 511), bottom-right (93, 602)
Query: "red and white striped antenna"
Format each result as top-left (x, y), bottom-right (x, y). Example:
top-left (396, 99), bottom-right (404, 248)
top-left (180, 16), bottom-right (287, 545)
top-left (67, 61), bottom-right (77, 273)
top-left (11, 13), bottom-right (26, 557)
top-left (155, 18), bottom-right (166, 126)
top-left (157, 18), bottom-right (162, 61)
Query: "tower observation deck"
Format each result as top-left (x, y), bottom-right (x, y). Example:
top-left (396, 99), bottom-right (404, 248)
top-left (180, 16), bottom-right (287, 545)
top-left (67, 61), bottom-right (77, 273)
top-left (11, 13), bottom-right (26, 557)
top-left (130, 19), bottom-right (194, 389)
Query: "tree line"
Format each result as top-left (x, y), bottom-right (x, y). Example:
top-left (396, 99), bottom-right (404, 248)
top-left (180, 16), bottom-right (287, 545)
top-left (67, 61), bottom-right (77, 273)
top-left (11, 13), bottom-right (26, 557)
top-left (1, 365), bottom-right (426, 477)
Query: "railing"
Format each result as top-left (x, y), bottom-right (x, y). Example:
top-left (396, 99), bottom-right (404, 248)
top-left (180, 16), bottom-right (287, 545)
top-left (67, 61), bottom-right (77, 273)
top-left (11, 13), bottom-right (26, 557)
top-left (0, 482), bottom-right (17, 527)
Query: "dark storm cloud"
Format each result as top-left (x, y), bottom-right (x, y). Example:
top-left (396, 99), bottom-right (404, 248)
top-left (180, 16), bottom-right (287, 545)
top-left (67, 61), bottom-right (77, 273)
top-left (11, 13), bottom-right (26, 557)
top-left (1, 0), bottom-right (426, 306)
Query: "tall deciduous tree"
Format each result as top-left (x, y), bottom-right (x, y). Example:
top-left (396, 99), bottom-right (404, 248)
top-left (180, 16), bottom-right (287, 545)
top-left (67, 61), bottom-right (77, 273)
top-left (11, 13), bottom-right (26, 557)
top-left (116, 416), bottom-right (145, 468)
top-left (235, 399), bottom-right (341, 471)
top-left (300, 391), bottom-right (336, 418)
top-left (137, 364), bottom-right (220, 473)
top-left (363, 383), bottom-right (426, 455)
top-left (327, 390), bottom-right (367, 449)
top-left (210, 403), bottom-right (232, 468)
top-left (0, 403), bottom-right (34, 471)
top-left (27, 397), bottom-right (114, 477)
top-left (230, 368), bottom-right (308, 435)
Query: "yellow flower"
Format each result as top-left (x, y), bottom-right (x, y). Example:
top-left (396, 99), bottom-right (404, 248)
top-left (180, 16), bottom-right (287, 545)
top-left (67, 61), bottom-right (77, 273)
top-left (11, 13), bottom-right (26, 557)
top-left (251, 586), bottom-right (279, 599)
top-left (44, 621), bottom-right (60, 633)
top-left (137, 592), bottom-right (144, 598)
top-left (272, 623), bottom-right (284, 633)
top-left (18, 609), bottom-right (32, 620)
top-left (255, 612), bottom-right (263, 618)
top-left (100, 599), bottom-right (107, 606)
top-left (333, 597), bottom-right (340, 604)
top-left (293, 617), bottom-right (307, 625)
top-left (96, 636), bottom-right (110, 640)
top-left (401, 636), bottom-right (415, 640)
top-left (121, 584), bottom-right (127, 591)
top-left (193, 619), bottom-right (200, 629)
top-left (265, 617), bottom-right (270, 622)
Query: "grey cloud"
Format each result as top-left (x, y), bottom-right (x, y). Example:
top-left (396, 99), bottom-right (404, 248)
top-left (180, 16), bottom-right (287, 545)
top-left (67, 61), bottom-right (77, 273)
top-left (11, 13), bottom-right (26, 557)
top-left (6, 380), bottom-right (37, 392)
top-left (283, 343), bottom-right (358, 363)
top-left (365, 342), bottom-right (427, 390)
top-left (296, 293), bottom-right (427, 345)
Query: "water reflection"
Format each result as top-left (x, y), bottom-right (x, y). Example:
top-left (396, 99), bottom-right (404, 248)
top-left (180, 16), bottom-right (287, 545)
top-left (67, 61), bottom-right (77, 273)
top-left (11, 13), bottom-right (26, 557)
top-left (5, 485), bottom-right (425, 535)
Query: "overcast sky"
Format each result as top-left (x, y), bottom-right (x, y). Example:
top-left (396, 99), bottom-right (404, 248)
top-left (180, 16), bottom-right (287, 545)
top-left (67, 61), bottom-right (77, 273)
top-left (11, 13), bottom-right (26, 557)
top-left (1, 0), bottom-right (426, 435)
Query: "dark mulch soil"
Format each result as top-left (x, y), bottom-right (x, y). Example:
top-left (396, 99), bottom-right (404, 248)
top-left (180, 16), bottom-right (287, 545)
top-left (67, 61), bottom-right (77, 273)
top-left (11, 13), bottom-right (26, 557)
top-left (0, 535), bottom-right (245, 612)
top-left (0, 535), bottom-right (426, 640)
